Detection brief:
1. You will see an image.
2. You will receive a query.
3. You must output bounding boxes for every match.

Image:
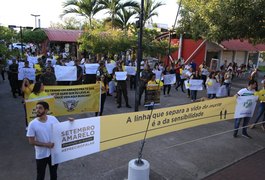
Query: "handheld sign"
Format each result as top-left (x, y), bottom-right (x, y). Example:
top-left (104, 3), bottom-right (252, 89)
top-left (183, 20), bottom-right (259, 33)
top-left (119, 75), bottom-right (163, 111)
top-left (55, 66), bottom-right (77, 81)
top-left (115, 72), bottom-right (127, 80)
top-left (85, 64), bottom-right (100, 74)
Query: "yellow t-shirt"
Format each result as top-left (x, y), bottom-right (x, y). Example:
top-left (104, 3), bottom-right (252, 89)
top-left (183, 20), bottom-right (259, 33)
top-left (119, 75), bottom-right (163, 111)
top-left (28, 91), bottom-right (49, 99)
top-left (23, 84), bottom-right (35, 100)
top-left (254, 89), bottom-right (265, 102)
top-left (97, 81), bottom-right (106, 94)
top-left (34, 64), bottom-right (42, 76)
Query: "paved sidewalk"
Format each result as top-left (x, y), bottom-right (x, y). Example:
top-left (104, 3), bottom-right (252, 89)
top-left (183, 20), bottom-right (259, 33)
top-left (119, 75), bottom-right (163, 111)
top-left (0, 75), bottom-right (264, 180)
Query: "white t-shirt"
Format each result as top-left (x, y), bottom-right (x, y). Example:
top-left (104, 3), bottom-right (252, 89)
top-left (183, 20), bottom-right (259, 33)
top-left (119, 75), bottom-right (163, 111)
top-left (237, 88), bottom-right (255, 96)
top-left (26, 115), bottom-right (59, 159)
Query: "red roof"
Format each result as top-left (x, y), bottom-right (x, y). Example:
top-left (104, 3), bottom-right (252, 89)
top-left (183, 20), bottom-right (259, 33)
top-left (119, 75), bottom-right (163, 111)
top-left (220, 39), bottom-right (257, 51)
top-left (254, 44), bottom-right (265, 51)
top-left (43, 29), bottom-right (83, 42)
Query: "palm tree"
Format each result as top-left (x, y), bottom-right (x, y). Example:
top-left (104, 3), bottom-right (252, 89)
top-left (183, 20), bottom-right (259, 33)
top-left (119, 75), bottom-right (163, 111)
top-left (61, 0), bottom-right (104, 27)
top-left (98, 0), bottom-right (139, 28)
top-left (115, 7), bottom-right (137, 31)
top-left (135, 0), bottom-right (165, 26)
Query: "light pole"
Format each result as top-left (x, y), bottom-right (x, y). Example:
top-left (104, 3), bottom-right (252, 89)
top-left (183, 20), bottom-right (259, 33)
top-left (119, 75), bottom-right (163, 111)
top-left (31, 14), bottom-right (40, 28)
top-left (8, 25), bottom-right (33, 57)
top-left (134, 0), bottom-right (144, 112)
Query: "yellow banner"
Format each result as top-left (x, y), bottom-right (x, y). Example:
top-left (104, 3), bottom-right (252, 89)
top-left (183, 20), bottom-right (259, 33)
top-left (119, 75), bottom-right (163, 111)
top-left (100, 97), bottom-right (236, 151)
top-left (45, 84), bottom-right (100, 116)
top-left (25, 96), bottom-right (56, 123)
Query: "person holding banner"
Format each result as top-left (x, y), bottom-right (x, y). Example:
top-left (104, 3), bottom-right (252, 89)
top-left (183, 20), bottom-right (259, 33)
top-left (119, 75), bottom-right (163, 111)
top-left (97, 60), bottom-right (111, 95)
top-left (233, 80), bottom-right (257, 138)
top-left (26, 101), bottom-right (59, 180)
top-left (190, 71), bottom-right (200, 102)
top-left (29, 82), bottom-right (49, 99)
top-left (71, 59), bottom-right (83, 85)
top-left (95, 75), bottom-right (107, 116)
top-left (139, 64), bottom-right (153, 105)
top-left (22, 78), bottom-right (34, 128)
top-left (162, 65), bottom-right (175, 96)
top-left (175, 64), bottom-right (186, 93)
top-left (115, 65), bottom-right (131, 108)
top-left (206, 72), bottom-right (217, 99)
top-left (250, 81), bottom-right (265, 130)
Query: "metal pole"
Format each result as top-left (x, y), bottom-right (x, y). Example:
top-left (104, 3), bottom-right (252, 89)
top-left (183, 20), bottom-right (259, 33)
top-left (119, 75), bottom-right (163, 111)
top-left (31, 14), bottom-right (40, 28)
top-left (134, 0), bottom-right (144, 112)
top-left (20, 26), bottom-right (23, 57)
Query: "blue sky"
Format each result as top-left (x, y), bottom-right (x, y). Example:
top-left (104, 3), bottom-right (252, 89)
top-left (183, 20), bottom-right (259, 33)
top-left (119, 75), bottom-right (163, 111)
top-left (0, 0), bottom-right (178, 28)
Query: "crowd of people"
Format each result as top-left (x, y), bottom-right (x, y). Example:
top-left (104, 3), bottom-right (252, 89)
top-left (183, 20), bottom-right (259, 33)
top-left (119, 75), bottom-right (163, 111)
top-left (1, 54), bottom-right (263, 111)
top-left (1, 52), bottom-right (265, 180)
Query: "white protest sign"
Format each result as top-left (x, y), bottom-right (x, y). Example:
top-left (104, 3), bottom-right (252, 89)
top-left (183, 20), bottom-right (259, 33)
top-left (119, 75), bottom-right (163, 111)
top-left (85, 64), bottom-right (99, 74)
top-left (125, 66), bottom-right (136, 75)
top-left (184, 79), bottom-right (203, 90)
top-left (234, 96), bottom-right (258, 118)
top-left (115, 71), bottom-right (127, 80)
top-left (65, 61), bottom-right (75, 66)
top-left (27, 56), bottom-right (38, 64)
top-left (106, 63), bottom-right (116, 74)
top-left (163, 74), bottom-right (176, 85)
top-left (153, 70), bottom-right (162, 80)
top-left (51, 117), bottom-right (100, 165)
top-left (18, 62), bottom-right (34, 69)
top-left (54, 65), bottom-right (77, 81)
top-left (216, 85), bottom-right (228, 97)
top-left (18, 68), bottom-right (36, 81)
top-left (207, 82), bottom-right (220, 94)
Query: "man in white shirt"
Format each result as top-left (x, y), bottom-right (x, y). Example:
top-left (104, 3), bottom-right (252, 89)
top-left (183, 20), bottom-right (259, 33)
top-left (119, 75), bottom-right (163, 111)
top-left (233, 80), bottom-right (257, 139)
top-left (26, 101), bottom-right (59, 180)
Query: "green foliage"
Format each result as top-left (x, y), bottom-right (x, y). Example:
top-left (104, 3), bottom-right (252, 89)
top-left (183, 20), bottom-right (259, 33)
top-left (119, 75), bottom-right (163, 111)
top-left (22, 29), bottom-right (47, 44)
top-left (79, 28), bottom-right (135, 55)
top-left (50, 17), bottom-right (82, 30)
top-left (79, 26), bottom-right (177, 59)
top-left (178, 0), bottom-right (265, 42)
top-left (98, 0), bottom-right (138, 28)
top-left (134, 0), bottom-right (164, 26)
top-left (61, 0), bottom-right (104, 27)
top-left (0, 26), bottom-right (14, 43)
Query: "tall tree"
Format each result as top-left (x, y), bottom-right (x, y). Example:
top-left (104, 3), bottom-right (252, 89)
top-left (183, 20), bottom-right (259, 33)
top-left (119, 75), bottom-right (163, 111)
top-left (61, 0), bottom-right (104, 27)
top-left (115, 7), bottom-right (137, 31)
top-left (178, 0), bottom-right (265, 43)
top-left (98, 0), bottom-right (138, 28)
top-left (135, 0), bottom-right (164, 26)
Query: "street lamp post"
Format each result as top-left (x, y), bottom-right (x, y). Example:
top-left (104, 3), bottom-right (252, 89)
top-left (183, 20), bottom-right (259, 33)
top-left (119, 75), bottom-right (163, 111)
top-left (134, 0), bottom-right (144, 112)
top-left (31, 14), bottom-right (40, 28)
top-left (8, 25), bottom-right (33, 57)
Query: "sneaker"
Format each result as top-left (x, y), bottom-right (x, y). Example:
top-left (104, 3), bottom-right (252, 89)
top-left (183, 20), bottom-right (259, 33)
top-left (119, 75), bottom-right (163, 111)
top-left (242, 134), bottom-right (252, 139)
top-left (233, 133), bottom-right (238, 138)
top-left (126, 105), bottom-right (132, 108)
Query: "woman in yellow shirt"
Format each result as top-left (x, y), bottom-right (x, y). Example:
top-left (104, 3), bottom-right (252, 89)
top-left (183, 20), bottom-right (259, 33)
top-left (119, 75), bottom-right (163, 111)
top-left (28, 82), bottom-right (49, 99)
top-left (22, 78), bottom-right (34, 100)
top-left (22, 78), bottom-right (35, 129)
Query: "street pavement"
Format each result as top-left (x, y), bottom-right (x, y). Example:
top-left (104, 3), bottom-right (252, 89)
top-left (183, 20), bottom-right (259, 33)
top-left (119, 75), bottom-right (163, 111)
top-left (0, 74), bottom-right (265, 180)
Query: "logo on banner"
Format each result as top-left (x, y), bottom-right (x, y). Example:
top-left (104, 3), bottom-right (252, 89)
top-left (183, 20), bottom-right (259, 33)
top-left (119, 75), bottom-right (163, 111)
top-left (61, 125), bottom-right (96, 148)
top-left (243, 99), bottom-right (252, 108)
top-left (63, 100), bottom-right (79, 112)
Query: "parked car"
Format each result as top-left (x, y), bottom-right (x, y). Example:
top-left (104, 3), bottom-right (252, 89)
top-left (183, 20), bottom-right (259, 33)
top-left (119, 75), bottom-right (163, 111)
top-left (9, 43), bottom-right (30, 51)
